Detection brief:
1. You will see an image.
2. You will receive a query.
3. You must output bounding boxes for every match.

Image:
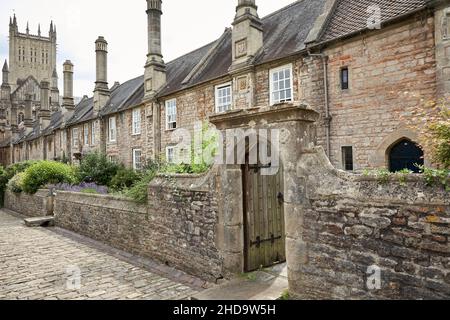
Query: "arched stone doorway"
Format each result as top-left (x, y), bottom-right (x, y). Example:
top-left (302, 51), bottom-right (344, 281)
top-left (388, 139), bottom-right (424, 173)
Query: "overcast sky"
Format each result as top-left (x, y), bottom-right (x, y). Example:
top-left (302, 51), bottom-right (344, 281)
top-left (0, 0), bottom-right (295, 97)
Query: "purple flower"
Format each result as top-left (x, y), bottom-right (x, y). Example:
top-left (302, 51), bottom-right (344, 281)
top-left (47, 182), bottom-right (108, 194)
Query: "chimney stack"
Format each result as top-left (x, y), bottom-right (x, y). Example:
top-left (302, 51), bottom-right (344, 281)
top-left (24, 94), bottom-right (34, 131)
top-left (39, 80), bottom-right (51, 130)
top-left (144, 0), bottom-right (166, 100)
top-left (93, 36), bottom-right (110, 113)
top-left (230, 0), bottom-right (263, 71)
top-left (62, 60), bottom-right (75, 111)
top-left (10, 105), bottom-right (18, 129)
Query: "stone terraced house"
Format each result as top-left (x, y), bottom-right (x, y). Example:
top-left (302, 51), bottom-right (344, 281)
top-left (0, 0), bottom-right (449, 173)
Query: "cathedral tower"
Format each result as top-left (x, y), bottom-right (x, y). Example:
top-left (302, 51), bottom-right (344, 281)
top-left (8, 15), bottom-right (58, 91)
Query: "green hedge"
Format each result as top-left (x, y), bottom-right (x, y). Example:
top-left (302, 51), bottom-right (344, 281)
top-left (21, 161), bottom-right (77, 194)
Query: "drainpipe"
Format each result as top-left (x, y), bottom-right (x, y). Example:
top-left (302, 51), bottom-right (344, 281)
top-left (308, 51), bottom-right (331, 157)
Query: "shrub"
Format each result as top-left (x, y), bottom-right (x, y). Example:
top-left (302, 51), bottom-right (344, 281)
top-left (406, 99), bottom-right (450, 168)
top-left (0, 161), bottom-right (40, 205)
top-left (21, 161), bottom-right (77, 194)
top-left (124, 170), bottom-right (157, 204)
top-left (110, 167), bottom-right (141, 191)
top-left (77, 152), bottom-right (121, 187)
top-left (7, 172), bottom-right (25, 194)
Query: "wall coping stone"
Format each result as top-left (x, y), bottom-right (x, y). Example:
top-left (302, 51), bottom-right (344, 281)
top-left (55, 191), bottom-right (147, 214)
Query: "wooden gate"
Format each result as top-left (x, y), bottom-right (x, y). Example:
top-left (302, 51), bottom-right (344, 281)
top-left (243, 163), bottom-right (286, 272)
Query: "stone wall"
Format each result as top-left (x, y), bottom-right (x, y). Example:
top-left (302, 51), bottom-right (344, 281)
top-left (105, 106), bottom-right (151, 167)
top-left (4, 189), bottom-right (53, 217)
top-left (288, 148), bottom-right (450, 300)
top-left (323, 14), bottom-right (437, 170)
top-left (54, 169), bottom-right (226, 281)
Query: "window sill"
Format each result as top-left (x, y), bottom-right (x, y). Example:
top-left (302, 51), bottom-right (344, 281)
top-left (132, 133), bottom-right (142, 137)
top-left (270, 101), bottom-right (294, 107)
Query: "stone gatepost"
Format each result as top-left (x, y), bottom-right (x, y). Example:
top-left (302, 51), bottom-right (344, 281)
top-left (210, 103), bottom-right (319, 274)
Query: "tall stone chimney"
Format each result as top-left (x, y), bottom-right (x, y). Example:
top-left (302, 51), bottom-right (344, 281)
top-left (93, 36), bottom-right (110, 114)
top-left (62, 60), bottom-right (75, 111)
top-left (144, 0), bottom-right (166, 100)
top-left (24, 94), bottom-right (34, 132)
top-left (230, 0), bottom-right (263, 71)
top-left (39, 80), bottom-right (51, 130)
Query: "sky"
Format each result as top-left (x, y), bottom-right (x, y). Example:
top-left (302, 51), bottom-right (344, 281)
top-left (0, 0), bottom-right (295, 97)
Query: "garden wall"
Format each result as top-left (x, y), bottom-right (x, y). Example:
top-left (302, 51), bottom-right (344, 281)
top-left (4, 189), bottom-right (53, 217)
top-left (289, 148), bottom-right (450, 300)
top-left (54, 169), bottom-right (225, 281)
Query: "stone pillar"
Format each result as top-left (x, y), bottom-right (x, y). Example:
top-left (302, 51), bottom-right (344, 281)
top-left (62, 60), bottom-right (75, 110)
top-left (93, 37), bottom-right (110, 114)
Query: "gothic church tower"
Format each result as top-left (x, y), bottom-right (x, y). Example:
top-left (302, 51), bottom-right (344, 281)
top-left (7, 15), bottom-right (57, 92)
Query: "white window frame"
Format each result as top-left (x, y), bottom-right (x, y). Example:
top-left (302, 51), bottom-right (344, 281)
top-left (72, 128), bottom-right (79, 147)
top-left (84, 123), bottom-right (89, 146)
top-left (215, 82), bottom-right (232, 113)
top-left (91, 121), bottom-right (96, 145)
top-left (166, 146), bottom-right (176, 164)
top-left (132, 149), bottom-right (142, 170)
top-left (165, 99), bottom-right (177, 130)
top-left (109, 116), bottom-right (117, 143)
top-left (132, 108), bottom-right (142, 135)
top-left (269, 64), bottom-right (293, 106)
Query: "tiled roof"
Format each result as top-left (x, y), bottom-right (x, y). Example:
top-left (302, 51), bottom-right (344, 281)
top-left (100, 75), bottom-right (144, 116)
top-left (158, 0), bottom-right (328, 97)
top-left (158, 42), bottom-right (217, 96)
top-left (42, 110), bottom-right (63, 136)
top-left (319, 0), bottom-right (428, 42)
top-left (66, 96), bottom-right (94, 126)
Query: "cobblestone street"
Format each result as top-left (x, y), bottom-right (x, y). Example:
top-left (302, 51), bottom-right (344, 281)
top-left (0, 210), bottom-right (203, 300)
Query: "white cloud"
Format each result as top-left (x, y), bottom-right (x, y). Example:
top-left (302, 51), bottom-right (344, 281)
top-left (0, 0), bottom-right (295, 97)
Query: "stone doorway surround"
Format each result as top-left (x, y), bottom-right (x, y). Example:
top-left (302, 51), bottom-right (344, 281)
top-left (369, 126), bottom-right (431, 169)
top-left (210, 103), bottom-right (319, 275)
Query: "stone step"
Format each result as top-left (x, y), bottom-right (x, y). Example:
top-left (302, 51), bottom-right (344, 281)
top-left (24, 216), bottom-right (55, 228)
top-left (191, 264), bottom-right (288, 301)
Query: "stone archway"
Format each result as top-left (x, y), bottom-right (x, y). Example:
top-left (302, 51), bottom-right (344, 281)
top-left (388, 138), bottom-right (424, 173)
top-left (369, 127), bottom-right (424, 168)
top-left (210, 104), bottom-right (319, 274)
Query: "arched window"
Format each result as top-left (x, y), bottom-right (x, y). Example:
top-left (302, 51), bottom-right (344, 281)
top-left (388, 139), bottom-right (424, 173)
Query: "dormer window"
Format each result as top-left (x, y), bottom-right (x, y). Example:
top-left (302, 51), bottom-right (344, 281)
top-left (269, 64), bottom-right (293, 106)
